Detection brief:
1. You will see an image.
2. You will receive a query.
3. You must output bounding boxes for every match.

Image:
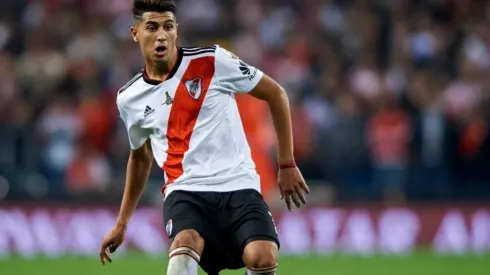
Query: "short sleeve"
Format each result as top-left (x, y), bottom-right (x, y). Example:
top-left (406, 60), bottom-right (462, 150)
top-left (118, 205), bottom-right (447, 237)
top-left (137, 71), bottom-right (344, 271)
top-left (214, 46), bottom-right (264, 93)
top-left (117, 102), bottom-right (149, 150)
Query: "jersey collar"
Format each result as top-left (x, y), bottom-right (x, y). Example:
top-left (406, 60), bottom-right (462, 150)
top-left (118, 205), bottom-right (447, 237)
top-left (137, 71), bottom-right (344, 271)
top-left (142, 47), bottom-right (183, 85)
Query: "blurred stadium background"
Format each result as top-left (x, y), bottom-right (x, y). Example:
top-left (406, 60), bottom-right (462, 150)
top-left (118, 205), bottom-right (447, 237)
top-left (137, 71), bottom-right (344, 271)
top-left (1, 0), bottom-right (490, 274)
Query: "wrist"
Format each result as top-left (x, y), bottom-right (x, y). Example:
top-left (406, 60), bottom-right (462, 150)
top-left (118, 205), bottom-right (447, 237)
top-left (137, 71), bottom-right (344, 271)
top-left (278, 160), bottom-right (296, 170)
top-left (116, 220), bottom-right (128, 230)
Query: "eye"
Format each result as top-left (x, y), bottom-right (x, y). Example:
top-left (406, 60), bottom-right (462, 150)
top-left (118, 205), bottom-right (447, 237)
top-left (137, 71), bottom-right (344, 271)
top-left (147, 25), bottom-right (157, 32)
top-left (164, 24), bottom-right (174, 31)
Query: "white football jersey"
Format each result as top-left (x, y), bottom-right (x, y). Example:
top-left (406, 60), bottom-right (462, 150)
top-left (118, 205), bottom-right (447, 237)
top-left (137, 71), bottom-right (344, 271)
top-left (116, 45), bottom-right (264, 197)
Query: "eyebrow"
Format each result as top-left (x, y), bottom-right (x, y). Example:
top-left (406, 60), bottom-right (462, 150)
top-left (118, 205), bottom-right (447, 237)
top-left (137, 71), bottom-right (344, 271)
top-left (145, 18), bottom-right (175, 24)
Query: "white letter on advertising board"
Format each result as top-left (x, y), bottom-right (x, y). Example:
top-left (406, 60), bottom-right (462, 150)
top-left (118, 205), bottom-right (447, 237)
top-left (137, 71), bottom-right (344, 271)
top-left (433, 210), bottom-right (469, 254)
top-left (378, 209), bottom-right (420, 254)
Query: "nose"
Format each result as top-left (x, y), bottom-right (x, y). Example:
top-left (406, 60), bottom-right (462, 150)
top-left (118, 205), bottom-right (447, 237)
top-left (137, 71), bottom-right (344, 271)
top-left (157, 28), bottom-right (166, 43)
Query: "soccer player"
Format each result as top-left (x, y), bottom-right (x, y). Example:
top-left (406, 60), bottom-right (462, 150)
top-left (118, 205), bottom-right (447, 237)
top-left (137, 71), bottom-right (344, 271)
top-left (99, 0), bottom-right (309, 274)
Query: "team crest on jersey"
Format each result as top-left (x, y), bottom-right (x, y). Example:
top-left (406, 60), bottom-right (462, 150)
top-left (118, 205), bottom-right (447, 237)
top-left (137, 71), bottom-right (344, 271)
top-left (166, 219), bottom-right (173, 236)
top-left (184, 77), bottom-right (202, 99)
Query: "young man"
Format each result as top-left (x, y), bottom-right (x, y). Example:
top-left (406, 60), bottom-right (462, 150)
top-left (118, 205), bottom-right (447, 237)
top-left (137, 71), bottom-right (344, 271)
top-left (99, 1), bottom-right (309, 274)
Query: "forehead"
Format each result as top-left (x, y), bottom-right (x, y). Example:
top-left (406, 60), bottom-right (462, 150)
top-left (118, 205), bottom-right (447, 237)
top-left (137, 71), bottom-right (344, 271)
top-left (140, 11), bottom-right (176, 23)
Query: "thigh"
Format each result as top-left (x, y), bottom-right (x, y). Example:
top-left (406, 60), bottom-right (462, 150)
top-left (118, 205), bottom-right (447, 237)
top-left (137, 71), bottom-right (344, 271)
top-left (163, 190), bottom-right (229, 274)
top-left (227, 189), bottom-right (280, 254)
top-left (163, 190), bottom-right (211, 241)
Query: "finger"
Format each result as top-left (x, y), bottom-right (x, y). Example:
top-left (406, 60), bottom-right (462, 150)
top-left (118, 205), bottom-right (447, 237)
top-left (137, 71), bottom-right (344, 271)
top-left (100, 243), bottom-right (108, 265)
top-left (284, 193), bottom-right (292, 211)
top-left (100, 249), bottom-right (111, 265)
top-left (99, 251), bottom-right (105, 265)
top-left (105, 248), bottom-right (113, 263)
top-left (300, 181), bottom-right (310, 194)
top-left (279, 185), bottom-right (284, 200)
top-left (295, 186), bottom-right (307, 204)
top-left (291, 192), bottom-right (301, 208)
top-left (100, 241), bottom-right (113, 264)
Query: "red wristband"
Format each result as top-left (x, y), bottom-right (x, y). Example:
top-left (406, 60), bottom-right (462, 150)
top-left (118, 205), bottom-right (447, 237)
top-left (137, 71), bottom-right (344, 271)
top-left (279, 162), bottom-right (296, 169)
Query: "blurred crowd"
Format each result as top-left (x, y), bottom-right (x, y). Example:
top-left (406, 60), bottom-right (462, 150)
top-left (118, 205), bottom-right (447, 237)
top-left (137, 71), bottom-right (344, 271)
top-left (1, 0), bottom-right (490, 204)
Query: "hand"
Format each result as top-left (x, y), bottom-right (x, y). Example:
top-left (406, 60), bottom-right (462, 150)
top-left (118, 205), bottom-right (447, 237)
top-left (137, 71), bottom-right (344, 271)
top-left (278, 166), bottom-right (310, 211)
top-left (99, 224), bottom-right (127, 265)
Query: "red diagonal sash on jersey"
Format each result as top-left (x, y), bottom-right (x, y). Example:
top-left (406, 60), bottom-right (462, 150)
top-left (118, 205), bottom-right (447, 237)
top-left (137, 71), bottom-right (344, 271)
top-left (162, 56), bottom-right (215, 192)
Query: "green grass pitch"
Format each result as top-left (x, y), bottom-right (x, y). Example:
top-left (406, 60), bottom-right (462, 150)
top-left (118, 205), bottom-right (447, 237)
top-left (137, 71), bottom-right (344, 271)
top-left (2, 252), bottom-right (489, 275)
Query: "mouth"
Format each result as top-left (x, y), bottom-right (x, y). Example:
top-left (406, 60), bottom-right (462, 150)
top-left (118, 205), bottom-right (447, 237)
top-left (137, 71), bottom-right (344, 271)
top-left (154, 45), bottom-right (168, 56)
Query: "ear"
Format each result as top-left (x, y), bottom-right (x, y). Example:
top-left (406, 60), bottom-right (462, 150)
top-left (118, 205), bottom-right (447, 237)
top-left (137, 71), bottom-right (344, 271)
top-left (131, 26), bottom-right (138, 43)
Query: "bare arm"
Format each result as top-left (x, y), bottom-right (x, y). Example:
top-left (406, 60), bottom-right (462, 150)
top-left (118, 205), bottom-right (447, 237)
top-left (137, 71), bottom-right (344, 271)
top-left (100, 139), bottom-right (153, 264)
top-left (249, 75), bottom-right (294, 164)
top-left (116, 139), bottom-right (153, 228)
top-left (248, 75), bottom-right (309, 210)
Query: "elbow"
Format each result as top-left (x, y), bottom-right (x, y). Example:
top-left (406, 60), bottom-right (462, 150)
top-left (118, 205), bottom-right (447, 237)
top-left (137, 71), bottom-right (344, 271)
top-left (249, 75), bottom-right (289, 103)
top-left (262, 85), bottom-right (288, 104)
top-left (278, 86), bottom-right (288, 101)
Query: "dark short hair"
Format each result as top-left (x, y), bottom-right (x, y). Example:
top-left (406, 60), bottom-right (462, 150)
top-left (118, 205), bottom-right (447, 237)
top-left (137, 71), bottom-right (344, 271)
top-left (132, 0), bottom-right (176, 19)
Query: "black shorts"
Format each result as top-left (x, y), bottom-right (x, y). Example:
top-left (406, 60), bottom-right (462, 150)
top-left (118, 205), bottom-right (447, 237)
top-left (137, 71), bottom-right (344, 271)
top-left (163, 189), bottom-right (280, 274)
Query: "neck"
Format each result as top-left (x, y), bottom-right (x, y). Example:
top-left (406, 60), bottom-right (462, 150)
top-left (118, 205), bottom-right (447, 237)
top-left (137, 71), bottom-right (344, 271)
top-left (145, 46), bottom-right (179, 82)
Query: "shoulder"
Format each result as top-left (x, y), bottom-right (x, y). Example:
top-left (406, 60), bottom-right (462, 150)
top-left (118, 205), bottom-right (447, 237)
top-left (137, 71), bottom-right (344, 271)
top-left (180, 45), bottom-right (234, 72)
top-left (116, 71), bottom-right (146, 111)
top-left (181, 45), bottom-right (218, 57)
top-left (179, 44), bottom-right (238, 60)
top-left (212, 46), bottom-right (244, 67)
top-left (181, 45), bottom-right (243, 70)
top-left (117, 71), bottom-right (144, 96)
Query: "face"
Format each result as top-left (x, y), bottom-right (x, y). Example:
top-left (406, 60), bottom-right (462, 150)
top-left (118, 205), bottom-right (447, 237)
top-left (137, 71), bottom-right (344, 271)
top-left (131, 11), bottom-right (178, 64)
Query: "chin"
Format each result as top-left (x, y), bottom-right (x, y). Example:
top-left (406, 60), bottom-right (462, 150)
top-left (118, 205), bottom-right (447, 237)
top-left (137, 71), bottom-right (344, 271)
top-left (153, 57), bottom-right (168, 64)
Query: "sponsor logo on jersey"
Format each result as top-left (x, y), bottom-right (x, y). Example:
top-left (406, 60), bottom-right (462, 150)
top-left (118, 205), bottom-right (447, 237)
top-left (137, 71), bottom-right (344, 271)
top-left (239, 61), bottom-right (257, 81)
top-left (184, 77), bottom-right (202, 99)
top-left (144, 105), bottom-right (155, 117)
